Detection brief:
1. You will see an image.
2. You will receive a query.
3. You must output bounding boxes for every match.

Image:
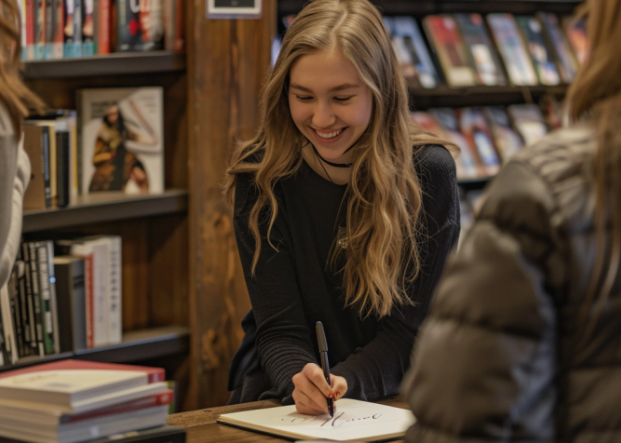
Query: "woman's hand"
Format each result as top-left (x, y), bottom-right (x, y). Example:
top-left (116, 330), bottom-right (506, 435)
top-left (292, 363), bottom-right (348, 415)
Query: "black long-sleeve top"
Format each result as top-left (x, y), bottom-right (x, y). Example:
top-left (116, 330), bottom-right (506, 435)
top-left (228, 144), bottom-right (460, 405)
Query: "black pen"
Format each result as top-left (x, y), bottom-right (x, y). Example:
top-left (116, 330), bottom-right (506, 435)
top-left (315, 321), bottom-right (334, 417)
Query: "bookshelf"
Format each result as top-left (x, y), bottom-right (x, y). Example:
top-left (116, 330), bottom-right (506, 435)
top-left (14, 48), bottom-right (192, 408)
top-left (22, 189), bottom-right (189, 233)
top-left (0, 326), bottom-right (190, 373)
top-left (22, 51), bottom-right (187, 79)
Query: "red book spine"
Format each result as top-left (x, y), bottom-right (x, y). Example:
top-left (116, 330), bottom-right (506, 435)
top-left (98, 0), bottom-right (110, 54)
top-left (174, 0), bottom-right (183, 51)
top-left (83, 254), bottom-right (94, 349)
top-left (25, 0), bottom-right (35, 59)
top-left (63, 390), bottom-right (174, 423)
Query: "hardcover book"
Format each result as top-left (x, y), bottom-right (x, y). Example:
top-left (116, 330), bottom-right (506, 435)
top-left (454, 13), bottom-right (507, 86)
top-left (0, 360), bottom-right (165, 410)
top-left (563, 15), bottom-right (588, 66)
top-left (537, 12), bottom-right (578, 84)
top-left (116, 0), bottom-right (164, 51)
top-left (459, 108), bottom-right (501, 177)
top-left (63, 0), bottom-right (82, 57)
top-left (428, 108), bottom-right (480, 180)
top-left (391, 16), bottom-right (439, 89)
top-left (487, 13), bottom-right (538, 86)
top-left (423, 15), bottom-right (477, 87)
top-left (515, 16), bottom-right (561, 86)
top-left (483, 106), bottom-right (524, 163)
top-left (507, 103), bottom-right (549, 146)
top-left (77, 87), bottom-right (164, 195)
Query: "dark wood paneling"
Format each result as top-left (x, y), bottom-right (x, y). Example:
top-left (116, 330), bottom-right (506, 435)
top-left (187, 0), bottom-right (276, 409)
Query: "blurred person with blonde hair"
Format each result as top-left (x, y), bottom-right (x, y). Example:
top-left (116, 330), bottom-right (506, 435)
top-left (403, 0), bottom-right (621, 441)
top-left (225, 0), bottom-right (460, 414)
top-left (0, 0), bottom-right (45, 290)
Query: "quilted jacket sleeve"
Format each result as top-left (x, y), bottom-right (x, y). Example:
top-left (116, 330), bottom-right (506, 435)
top-left (403, 160), bottom-right (566, 442)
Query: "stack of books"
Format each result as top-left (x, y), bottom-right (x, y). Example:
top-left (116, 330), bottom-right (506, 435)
top-left (0, 360), bottom-right (176, 443)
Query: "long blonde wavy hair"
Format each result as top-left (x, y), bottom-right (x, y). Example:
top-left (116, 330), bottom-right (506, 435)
top-left (566, 0), bottom-right (621, 331)
top-left (0, 0), bottom-right (45, 136)
top-left (225, 0), bottom-right (454, 318)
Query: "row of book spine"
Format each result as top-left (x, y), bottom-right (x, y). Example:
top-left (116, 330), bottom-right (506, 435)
top-left (19, 0), bottom-right (185, 61)
top-left (385, 12), bottom-right (584, 89)
top-left (412, 98), bottom-right (558, 181)
top-left (0, 235), bottom-right (123, 367)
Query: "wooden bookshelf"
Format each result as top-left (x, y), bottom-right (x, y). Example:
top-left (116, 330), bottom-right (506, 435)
top-left (458, 176), bottom-right (494, 191)
top-left (22, 51), bottom-right (186, 79)
top-left (22, 189), bottom-right (189, 233)
top-left (279, 0), bottom-right (582, 17)
top-left (0, 326), bottom-right (190, 373)
top-left (409, 85), bottom-right (569, 109)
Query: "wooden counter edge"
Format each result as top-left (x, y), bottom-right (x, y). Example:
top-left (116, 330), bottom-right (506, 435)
top-left (166, 396), bottom-right (408, 428)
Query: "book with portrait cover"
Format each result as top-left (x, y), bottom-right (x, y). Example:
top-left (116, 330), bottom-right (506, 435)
top-left (562, 15), bottom-right (588, 67)
top-left (459, 107), bottom-right (501, 177)
top-left (423, 15), bottom-right (477, 87)
top-left (117, 0), bottom-right (164, 51)
top-left (428, 108), bottom-right (480, 180)
top-left (536, 12), bottom-right (578, 84)
top-left (391, 16), bottom-right (439, 89)
top-left (515, 16), bottom-right (561, 86)
top-left (507, 103), bottom-right (549, 146)
top-left (77, 87), bottom-right (164, 195)
top-left (454, 13), bottom-right (507, 86)
top-left (487, 13), bottom-right (538, 86)
top-left (483, 106), bottom-right (524, 163)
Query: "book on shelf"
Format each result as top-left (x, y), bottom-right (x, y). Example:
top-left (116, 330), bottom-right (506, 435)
top-left (77, 87), bottom-right (164, 195)
top-left (563, 15), bottom-right (588, 66)
top-left (423, 15), bottom-right (477, 87)
top-left (507, 103), bottom-right (549, 146)
top-left (389, 16), bottom-right (439, 89)
top-left (487, 13), bottom-right (538, 86)
top-left (454, 13), bottom-right (508, 86)
top-left (53, 256), bottom-right (87, 353)
top-left (515, 16), bottom-right (561, 86)
top-left (536, 12), bottom-right (578, 84)
top-left (55, 235), bottom-right (122, 348)
top-left (163, 0), bottom-right (184, 51)
top-left (483, 106), bottom-right (524, 163)
top-left (22, 123), bottom-right (51, 210)
top-left (63, 0), bottom-right (83, 58)
top-left (428, 108), bottom-right (480, 180)
top-left (458, 108), bottom-right (502, 177)
top-left (116, 0), bottom-right (164, 52)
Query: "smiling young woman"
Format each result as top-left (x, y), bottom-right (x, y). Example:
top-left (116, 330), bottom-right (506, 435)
top-left (224, 0), bottom-right (460, 415)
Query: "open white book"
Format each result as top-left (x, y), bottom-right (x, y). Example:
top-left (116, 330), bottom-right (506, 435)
top-left (217, 399), bottom-right (416, 442)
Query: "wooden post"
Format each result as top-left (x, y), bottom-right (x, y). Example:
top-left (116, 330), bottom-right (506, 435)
top-left (187, 0), bottom-right (276, 409)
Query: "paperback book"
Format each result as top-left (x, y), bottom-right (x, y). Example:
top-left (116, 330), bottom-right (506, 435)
top-left (459, 108), bottom-right (501, 177)
top-left (487, 13), bottom-right (538, 86)
top-left (390, 16), bottom-right (439, 89)
top-left (117, 0), bottom-right (164, 51)
top-left (515, 16), bottom-right (561, 86)
top-left (563, 15), bottom-right (588, 66)
top-left (423, 15), bottom-right (477, 87)
top-left (77, 87), bottom-right (164, 195)
top-left (537, 12), bottom-right (578, 84)
top-left (483, 106), bottom-right (524, 163)
top-left (507, 103), bottom-right (549, 146)
top-left (454, 13), bottom-right (507, 86)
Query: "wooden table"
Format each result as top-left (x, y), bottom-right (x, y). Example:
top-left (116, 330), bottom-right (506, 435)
top-left (167, 397), bottom-right (409, 443)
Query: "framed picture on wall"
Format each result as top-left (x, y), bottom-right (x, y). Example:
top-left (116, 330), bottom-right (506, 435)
top-left (206, 0), bottom-right (261, 18)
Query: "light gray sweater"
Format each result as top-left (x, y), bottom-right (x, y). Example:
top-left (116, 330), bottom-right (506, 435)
top-left (0, 104), bottom-right (30, 291)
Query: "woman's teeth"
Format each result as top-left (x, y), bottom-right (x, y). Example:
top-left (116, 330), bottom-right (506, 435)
top-left (315, 128), bottom-right (343, 139)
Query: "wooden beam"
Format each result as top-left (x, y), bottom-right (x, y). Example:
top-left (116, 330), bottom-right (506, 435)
top-left (187, 0), bottom-right (277, 409)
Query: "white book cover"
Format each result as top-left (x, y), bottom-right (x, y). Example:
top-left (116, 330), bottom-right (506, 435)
top-left (217, 399), bottom-right (416, 442)
top-left (0, 405), bottom-right (168, 443)
top-left (78, 87), bottom-right (164, 195)
top-left (0, 369), bottom-right (148, 406)
top-left (0, 283), bottom-right (16, 365)
top-left (0, 381), bottom-right (169, 415)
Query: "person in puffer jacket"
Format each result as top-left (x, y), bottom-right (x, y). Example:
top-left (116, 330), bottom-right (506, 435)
top-left (402, 0), bottom-right (621, 441)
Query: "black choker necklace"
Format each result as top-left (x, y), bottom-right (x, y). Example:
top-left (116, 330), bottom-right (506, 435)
top-left (311, 144), bottom-right (353, 168)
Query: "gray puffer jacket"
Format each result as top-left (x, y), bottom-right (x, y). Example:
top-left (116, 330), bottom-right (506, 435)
top-left (403, 123), bottom-right (621, 443)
